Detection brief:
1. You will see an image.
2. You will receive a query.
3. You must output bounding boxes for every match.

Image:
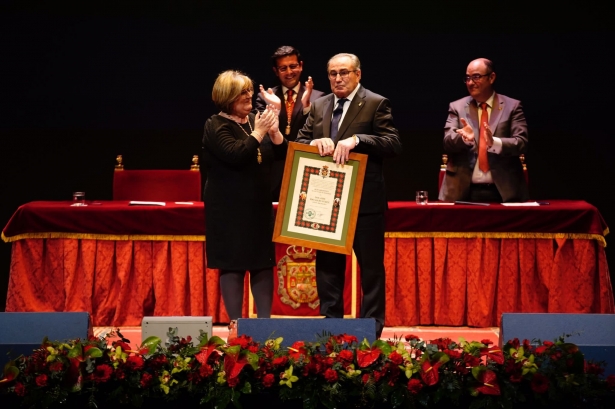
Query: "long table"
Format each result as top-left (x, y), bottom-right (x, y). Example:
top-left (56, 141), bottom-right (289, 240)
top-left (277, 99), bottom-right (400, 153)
top-left (2, 200), bottom-right (613, 327)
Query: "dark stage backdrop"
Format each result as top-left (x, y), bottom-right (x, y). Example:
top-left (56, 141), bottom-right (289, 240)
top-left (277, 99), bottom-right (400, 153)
top-left (1, 2), bottom-right (614, 310)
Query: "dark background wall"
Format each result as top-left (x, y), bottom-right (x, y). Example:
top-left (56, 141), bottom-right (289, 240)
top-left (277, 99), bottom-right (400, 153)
top-left (1, 2), bottom-right (614, 310)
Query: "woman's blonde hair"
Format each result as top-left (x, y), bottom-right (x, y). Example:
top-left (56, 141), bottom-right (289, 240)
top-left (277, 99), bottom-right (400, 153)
top-left (212, 70), bottom-right (254, 114)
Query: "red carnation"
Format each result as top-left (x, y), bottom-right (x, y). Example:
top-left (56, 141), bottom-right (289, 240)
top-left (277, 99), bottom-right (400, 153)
top-left (481, 339), bottom-right (493, 345)
top-left (140, 372), bottom-right (153, 388)
top-left (125, 355), bottom-right (144, 371)
top-left (339, 350), bottom-right (354, 363)
top-left (273, 356), bottom-right (289, 367)
top-left (229, 335), bottom-right (252, 349)
top-left (407, 378), bottom-right (423, 394)
top-left (530, 372), bottom-right (549, 394)
top-left (405, 334), bottom-right (420, 342)
top-left (49, 361), bottom-right (63, 372)
top-left (262, 373), bottom-right (275, 388)
top-left (35, 374), bottom-right (48, 387)
top-left (14, 382), bottom-right (26, 396)
top-left (324, 368), bottom-right (338, 383)
top-left (91, 364), bottom-right (113, 383)
top-left (388, 351), bottom-right (403, 365)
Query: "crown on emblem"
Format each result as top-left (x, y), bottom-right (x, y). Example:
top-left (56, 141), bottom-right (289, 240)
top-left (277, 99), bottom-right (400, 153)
top-left (286, 245), bottom-right (314, 260)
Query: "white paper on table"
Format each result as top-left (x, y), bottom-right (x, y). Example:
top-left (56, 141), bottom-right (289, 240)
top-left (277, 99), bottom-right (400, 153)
top-left (174, 202), bottom-right (194, 205)
top-left (500, 202), bottom-right (540, 207)
top-left (129, 201), bottom-right (166, 206)
top-left (427, 202), bottom-right (455, 205)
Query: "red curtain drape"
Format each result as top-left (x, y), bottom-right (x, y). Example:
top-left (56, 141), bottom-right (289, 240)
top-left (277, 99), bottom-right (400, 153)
top-left (7, 236), bottom-right (613, 327)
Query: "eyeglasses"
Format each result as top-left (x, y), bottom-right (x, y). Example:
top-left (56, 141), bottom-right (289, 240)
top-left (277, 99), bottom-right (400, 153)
top-left (277, 63), bottom-right (301, 72)
top-left (464, 74), bottom-right (491, 83)
top-left (328, 70), bottom-right (357, 80)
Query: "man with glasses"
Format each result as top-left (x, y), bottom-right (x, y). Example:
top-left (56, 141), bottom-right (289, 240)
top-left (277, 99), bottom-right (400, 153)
top-left (256, 45), bottom-right (324, 201)
top-left (439, 58), bottom-right (529, 203)
top-left (296, 53), bottom-right (402, 338)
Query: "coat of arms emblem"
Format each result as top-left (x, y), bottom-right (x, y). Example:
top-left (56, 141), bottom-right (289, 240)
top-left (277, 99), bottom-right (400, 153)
top-left (276, 246), bottom-right (319, 309)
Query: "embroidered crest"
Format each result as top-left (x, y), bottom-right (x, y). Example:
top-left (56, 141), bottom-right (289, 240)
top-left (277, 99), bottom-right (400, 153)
top-left (276, 246), bottom-right (319, 309)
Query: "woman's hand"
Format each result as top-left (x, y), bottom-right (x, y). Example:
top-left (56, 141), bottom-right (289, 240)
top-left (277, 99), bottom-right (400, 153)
top-left (254, 107), bottom-right (277, 139)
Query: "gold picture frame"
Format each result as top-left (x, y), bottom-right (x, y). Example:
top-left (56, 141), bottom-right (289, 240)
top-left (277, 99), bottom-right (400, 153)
top-left (273, 142), bottom-right (367, 255)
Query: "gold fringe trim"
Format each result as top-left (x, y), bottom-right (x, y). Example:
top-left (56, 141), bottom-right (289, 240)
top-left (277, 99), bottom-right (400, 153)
top-left (1, 231), bottom-right (205, 243)
top-left (384, 231), bottom-right (607, 247)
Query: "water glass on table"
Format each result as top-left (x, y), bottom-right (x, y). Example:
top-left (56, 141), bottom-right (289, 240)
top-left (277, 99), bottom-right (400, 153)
top-left (72, 191), bottom-right (87, 206)
top-left (416, 190), bottom-right (428, 205)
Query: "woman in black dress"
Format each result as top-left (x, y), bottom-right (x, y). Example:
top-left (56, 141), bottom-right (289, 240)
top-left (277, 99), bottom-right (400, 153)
top-left (202, 70), bottom-right (286, 322)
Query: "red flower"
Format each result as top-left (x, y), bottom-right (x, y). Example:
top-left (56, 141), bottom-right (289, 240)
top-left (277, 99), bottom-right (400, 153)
top-left (475, 370), bottom-right (501, 396)
top-left (444, 349), bottom-right (461, 359)
top-left (49, 361), bottom-right (63, 372)
top-left (229, 335), bottom-right (253, 349)
top-left (14, 382), bottom-right (26, 396)
top-left (481, 339), bottom-right (493, 345)
top-left (113, 341), bottom-right (131, 351)
top-left (420, 360), bottom-right (442, 386)
top-left (585, 362), bottom-right (604, 376)
top-left (388, 351), bottom-right (403, 365)
top-left (405, 334), bottom-right (420, 342)
top-left (35, 374), bottom-right (48, 387)
top-left (606, 374), bottom-right (615, 390)
top-left (262, 373), bottom-right (275, 387)
top-left (227, 376), bottom-right (240, 388)
top-left (430, 338), bottom-right (453, 351)
top-left (407, 378), bottom-right (423, 394)
top-left (140, 373), bottom-right (153, 388)
top-left (508, 338), bottom-right (520, 349)
top-left (361, 373), bottom-right (370, 384)
top-left (357, 347), bottom-right (381, 368)
top-left (199, 364), bottom-right (213, 378)
top-left (339, 350), bottom-right (354, 363)
top-left (91, 364), bottom-right (113, 383)
top-left (248, 345), bottom-right (259, 353)
top-left (273, 356), bottom-right (289, 367)
top-left (324, 368), bottom-right (338, 383)
top-left (480, 346), bottom-right (504, 365)
top-left (288, 341), bottom-right (308, 361)
top-left (530, 372), bottom-right (549, 394)
top-left (115, 368), bottom-right (126, 380)
top-left (125, 355), bottom-right (144, 371)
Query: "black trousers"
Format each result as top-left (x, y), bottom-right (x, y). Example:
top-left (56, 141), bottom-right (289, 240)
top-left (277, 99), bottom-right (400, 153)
top-left (315, 212), bottom-right (386, 337)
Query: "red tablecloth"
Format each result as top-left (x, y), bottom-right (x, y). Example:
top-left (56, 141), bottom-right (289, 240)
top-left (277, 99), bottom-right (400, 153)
top-left (3, 200), bottom-right (613, 327)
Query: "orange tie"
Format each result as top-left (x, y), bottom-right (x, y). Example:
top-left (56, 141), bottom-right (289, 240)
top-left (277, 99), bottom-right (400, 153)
top-left (285, 89), bottom-right (295, 135)
top-left (479, 102), bottom-right (490, 172)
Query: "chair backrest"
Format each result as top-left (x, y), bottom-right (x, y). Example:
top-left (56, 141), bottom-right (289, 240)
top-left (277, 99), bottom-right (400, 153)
top-left (113, 155), bottom-right (202, 201)
top-left (437, 154), bottom-right (529, 191)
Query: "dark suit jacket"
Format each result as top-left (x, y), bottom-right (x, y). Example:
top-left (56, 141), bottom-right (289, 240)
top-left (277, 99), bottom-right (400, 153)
top-left (256, 85), bottom-right (324, 201)
top-left (296, 85), bottom-right (402, 214)
top-left (438, 93), bottom-right (529, 202)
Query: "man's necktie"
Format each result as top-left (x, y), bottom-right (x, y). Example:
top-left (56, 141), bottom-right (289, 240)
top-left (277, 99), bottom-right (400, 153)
top-left (478, 102), bottom-right (490, 172)
top-left (285, 90), bottom-right (294, 135)
top-left (330, 98), bottom-right (348, 142)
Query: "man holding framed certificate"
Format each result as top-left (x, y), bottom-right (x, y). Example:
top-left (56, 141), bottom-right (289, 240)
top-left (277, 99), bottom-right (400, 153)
top-left (295, 53), bottom-right (402, 337)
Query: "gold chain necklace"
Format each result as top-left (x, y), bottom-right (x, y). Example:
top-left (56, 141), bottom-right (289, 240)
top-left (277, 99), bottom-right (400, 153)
top-left (219, 113), bottom-right (262, 164)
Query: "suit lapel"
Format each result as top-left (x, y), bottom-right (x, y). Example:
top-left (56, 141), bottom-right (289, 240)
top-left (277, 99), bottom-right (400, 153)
top-left (465, 98), bottom-right (480, 133)
top-left (292, 85), bottom-right (305, 121)
top-left (276, 87), bottom-right (288, 124)
top-left (337, 85), bottom-right (366, 140)
top-left (322, 95), bottom-right (334, 140)
top-left (489, 93), bottom-right (504, 132)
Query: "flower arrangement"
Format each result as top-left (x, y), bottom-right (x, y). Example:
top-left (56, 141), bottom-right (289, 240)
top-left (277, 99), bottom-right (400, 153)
top-left (1, 329), bottom-right (614, 409)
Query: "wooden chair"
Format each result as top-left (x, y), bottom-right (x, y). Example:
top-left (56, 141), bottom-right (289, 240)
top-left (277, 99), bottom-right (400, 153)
top-left (113, 155), bottom-right (202, 201)
top-left (438, 154), bottom-right (529, 191)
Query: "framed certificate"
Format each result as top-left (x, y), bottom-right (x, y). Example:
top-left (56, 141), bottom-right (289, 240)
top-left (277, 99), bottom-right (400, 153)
top-left (273, 142), bottom-right (367, 255)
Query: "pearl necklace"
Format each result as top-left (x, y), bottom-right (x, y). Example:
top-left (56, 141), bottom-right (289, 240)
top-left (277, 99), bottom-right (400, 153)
top-left (219, 112), bottom-right (262, 164)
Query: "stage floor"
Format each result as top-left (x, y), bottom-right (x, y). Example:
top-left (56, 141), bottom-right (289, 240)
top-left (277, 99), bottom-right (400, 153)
top-left (94, 325), bottom-right (501, 346)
